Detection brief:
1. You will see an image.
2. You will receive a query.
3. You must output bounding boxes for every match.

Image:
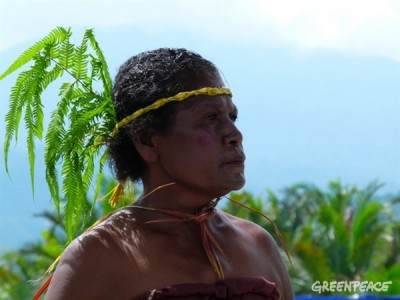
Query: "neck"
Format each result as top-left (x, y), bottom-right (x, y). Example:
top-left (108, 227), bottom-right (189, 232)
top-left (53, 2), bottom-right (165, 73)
top-left (136, 182), bottom-right (221, 214)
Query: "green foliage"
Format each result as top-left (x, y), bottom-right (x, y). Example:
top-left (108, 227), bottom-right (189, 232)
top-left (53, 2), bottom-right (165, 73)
top-left (363, 265), bottom-right (400, 294)
top-left (2, 27), bottom-right (399, 296)
top-left (223, 181), bottom-right (400, 295)
top-left (0, 178), bottom-right (138, 298)
top-left (0, 180), bottom-right (398, 296)
top-left (0, 251), bottom-right (44, 299)
top-left (1, 27), bottom-right (115, 240)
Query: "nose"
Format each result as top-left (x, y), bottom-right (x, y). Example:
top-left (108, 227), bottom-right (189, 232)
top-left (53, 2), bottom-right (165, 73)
top-left (223, 120), bottom-right (243, 147)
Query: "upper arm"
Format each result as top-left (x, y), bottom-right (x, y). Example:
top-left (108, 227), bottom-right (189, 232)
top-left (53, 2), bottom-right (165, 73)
top-left (223, 213), bottom-right (294, 299)
top-left (256, 226), bottom-right (294, 300)
top-left (44, 231), bottom-right (117, 299)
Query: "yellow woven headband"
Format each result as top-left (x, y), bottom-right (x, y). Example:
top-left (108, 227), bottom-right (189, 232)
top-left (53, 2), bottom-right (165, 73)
top-left (112, 87), bottom-right (232, 136)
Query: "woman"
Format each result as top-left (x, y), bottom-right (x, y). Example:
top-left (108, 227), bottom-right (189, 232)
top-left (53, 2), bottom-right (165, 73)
top-left (44, 48), bottom-right (293, 299)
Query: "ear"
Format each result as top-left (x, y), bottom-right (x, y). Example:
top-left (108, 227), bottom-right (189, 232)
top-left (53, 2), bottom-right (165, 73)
top-left (132, 131), bottom-right (159, 164)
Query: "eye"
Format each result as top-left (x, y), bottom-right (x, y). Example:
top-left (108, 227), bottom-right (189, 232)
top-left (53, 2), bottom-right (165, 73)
top-left (206, 113), bottom-right (218, 121)
top-left (229, 113), bottom-right (238, 122)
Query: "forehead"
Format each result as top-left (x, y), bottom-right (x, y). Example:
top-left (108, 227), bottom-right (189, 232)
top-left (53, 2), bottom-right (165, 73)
top-left (178, 94), bottom-right (237, 113)
top-left (174, 71), bottom-right (236, 113)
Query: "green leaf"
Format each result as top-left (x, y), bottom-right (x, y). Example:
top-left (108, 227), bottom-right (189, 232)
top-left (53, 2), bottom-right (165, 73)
top-left (86, 29), bottom-right (112, 94)
top-left (2, 26), bottom-right (115, 240)
top-left (0, 27), bottom-right (70, 80)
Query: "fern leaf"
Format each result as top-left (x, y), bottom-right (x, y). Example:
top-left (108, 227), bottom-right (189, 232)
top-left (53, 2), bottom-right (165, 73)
top-left (21, 53), bottom-right (49, 190)
top-left (91, 151), bottom-right (108, 211)
top-left (86, 29), bottom-right (112, 93)
top-left (44, 82), bottom-right (74, 211)
top-left (62, 153), bottom-right (80, 240)
top-left (4, 51), bottom-right (47, 180)
top-left (82, 154), bottom-right (95, 195)
top-left (24, 104), bottom-right (36, 193)
top-left (4, 71), bottom-right (30, 173)
top-left (40, 65), bottom-right (64, 92)
top-left (58, 37), bottom-right (75, 70)
top-left (46, 166), bottom-right (61, 213)
top-left (33, 94), bottom-right (44, 140)
top-left (72, 34), bottom-right (89, 82)
top-left (29, 53), bottom-right (49, 141)
top-left (2, 27), bottom-right (117, 240)
top-left (0, 27), bottom-right (70, 80)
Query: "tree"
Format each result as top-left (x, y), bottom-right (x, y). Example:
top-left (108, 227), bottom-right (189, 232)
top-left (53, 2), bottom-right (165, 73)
top-left (223, 181), bottom-right (400, 294)
top-left (2, 27), bottom-right (399, 297)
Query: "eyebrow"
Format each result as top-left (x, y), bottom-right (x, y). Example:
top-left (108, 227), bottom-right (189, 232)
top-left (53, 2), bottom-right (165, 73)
top-left (182, 96), bottom-right (238, 114)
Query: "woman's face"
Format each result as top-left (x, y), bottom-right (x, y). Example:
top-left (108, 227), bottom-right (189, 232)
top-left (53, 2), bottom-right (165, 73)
top-left (151, 73), bottom-right (245, 198)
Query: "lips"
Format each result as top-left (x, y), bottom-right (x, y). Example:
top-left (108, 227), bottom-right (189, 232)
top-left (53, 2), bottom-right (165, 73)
top-left (223, 153), bottom-right (246, 165)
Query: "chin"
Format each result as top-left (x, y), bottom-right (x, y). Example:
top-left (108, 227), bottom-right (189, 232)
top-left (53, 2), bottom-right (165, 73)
top-left (219, 179), bottom-right (246, 196)
top-left (232, 182), bottom-right (245, 192)
top-left (232, 174), bottom-right (246, 189)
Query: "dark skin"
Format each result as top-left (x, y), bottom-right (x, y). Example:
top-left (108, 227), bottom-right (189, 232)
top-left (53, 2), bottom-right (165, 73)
top-left (45, 73), bottom-right (293, 300)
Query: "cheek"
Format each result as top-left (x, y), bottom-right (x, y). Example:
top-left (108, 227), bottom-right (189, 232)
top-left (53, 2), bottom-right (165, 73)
top-left (196, 133), bottom-right (216, 148)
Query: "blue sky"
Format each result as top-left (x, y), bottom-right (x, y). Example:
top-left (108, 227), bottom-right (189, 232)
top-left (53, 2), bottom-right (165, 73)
top-left (1, 0), bottom-right (400, 250)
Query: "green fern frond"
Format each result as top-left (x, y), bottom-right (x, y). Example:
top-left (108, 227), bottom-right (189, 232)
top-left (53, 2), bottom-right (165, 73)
top-left (86, 29), bottom-right (112, 93)
top-left (45, 82), bottom-right (72, 163)
top-left (82, 154), bottom-right (95, 194)
top-left (44, 93), bottom-right (69, 210)
top-left (59, 37), bottom-right (75, 70)
top-left (40, 65), bottom-right (64, 91)
top-left (2, 27), bottom-right (117, 240)
top-left (45, 165), bottom-right (61, 212)
top-left (19, 52), bottom-right (49, 189)
top-left (4, 72), bottom-right (29, 173)
top-left (24, 104), bottom-right (36, 193)
top-left (62, 153), bottom-right (81, 239)
top-left (0, 27), bottom-right (70, 80)
top-left (72, 33), bottom-right (89, 82)
top-left (32, 92), bottom-right (45, 139)
top-left (92, 151), bottom-right (108, 205)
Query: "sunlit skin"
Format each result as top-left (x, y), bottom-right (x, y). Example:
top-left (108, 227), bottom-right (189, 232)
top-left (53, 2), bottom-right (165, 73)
top-left (45, 73), bottom-right (294, 299)
top-left (138, 86), bottom-right (245, 211)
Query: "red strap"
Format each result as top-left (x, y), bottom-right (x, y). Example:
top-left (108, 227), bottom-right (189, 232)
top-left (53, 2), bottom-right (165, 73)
top-left (131, 202), bottom-right (226, 279)
top-left (32, 274), bottom-right (53, 300)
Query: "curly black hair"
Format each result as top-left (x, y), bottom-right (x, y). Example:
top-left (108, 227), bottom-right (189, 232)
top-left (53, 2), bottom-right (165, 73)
top-left (108, 48), bottom-right (219, 183)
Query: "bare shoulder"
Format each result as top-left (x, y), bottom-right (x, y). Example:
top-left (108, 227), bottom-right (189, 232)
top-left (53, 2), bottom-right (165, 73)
top-left (219, 210), bottom-right (294, 300)
top-left (220, 210), bottom-right (277, 248)
top-left (45, 209), bottom-right (139, 299)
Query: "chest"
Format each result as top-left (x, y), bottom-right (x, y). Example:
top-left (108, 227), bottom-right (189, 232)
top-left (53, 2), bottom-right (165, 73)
top-left (117, 222), bottom-right (273, 284)
top-left (103, 217), bottom-right (280, 299)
